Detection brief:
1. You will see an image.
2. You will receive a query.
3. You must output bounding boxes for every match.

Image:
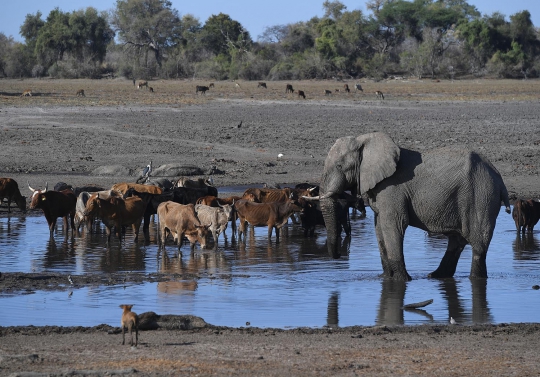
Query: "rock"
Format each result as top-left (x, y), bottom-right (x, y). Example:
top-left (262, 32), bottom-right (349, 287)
top-left (91, 165), bottom-right (132, 176)
top-left (152, 164), bottom-right (204, 177)
top-left (137, 312), bottom-right (208, 331)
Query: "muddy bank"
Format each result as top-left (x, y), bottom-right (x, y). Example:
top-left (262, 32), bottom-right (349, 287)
top-left (1, 322), bottom-right (540, 376)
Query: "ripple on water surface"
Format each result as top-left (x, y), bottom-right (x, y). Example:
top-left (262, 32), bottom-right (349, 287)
top-left (1, 207), bottom-right (539, 328)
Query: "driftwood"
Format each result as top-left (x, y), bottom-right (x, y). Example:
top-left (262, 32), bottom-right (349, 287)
top-left (402, 299), bottom-right (433, 309)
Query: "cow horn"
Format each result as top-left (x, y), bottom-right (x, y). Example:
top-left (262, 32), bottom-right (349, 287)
top-left (302, 195), bottom-right (319, 201)
top-left (308, 187), bottom-right (316, 192)
top-left (44, 182), bottom-right (48, 192)
top-left (28, 181), bottom-right (35, 192)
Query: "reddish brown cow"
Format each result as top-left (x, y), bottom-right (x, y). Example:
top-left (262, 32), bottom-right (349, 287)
top-left (28, 182), bottom-right (77, 236)
top-left (157, 202), bottom-right (210, 250)
top-left (111, 182), bottom-right (162, 196)
top-left (83, 194), bottom-right (146, 242)
top-left (0, 178), bottom-right (26, 213)
top-left (513, 199), bottom-right (540, 233)
top-left (233, 199), bottom-right (302, 241)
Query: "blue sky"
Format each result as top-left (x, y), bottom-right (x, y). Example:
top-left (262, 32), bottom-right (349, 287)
top-left (3, 0), bottom-right (540, 42)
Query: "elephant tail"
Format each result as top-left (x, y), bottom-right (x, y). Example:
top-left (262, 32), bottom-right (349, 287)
top-left (501, 185), bottom-right (511, 214)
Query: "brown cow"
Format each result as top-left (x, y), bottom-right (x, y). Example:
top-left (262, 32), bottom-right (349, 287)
top-left (111, 182), bottom-right (162, 196)
top-left (83, 194), bottom-right (146, 242)
top-left (0, 178), bottom-right (26, 213)
top-left (258, 82), bottom-right (267, 88)
top-left (233, 199), bottom-right (302, 242)
top-left (157, 202), bottom-right (209, 250)
top-left (343, 84), bottom-right (350, 93)
top-left (297, 90), bottom-right (306, 99)
top-left (28, 182), bottom-right (77, 236)
top-left (286, 84), bottom-right (294, 93)
top-left (513, 199), bottom-right (540, 233)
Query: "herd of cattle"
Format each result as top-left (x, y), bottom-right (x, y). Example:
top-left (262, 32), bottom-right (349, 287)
top-left (192, 81), bottom-right (383, 100)
top-left (0, 177), bottom-right (366, 251)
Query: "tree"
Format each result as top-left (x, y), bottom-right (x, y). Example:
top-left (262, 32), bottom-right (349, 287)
top-left (68, 8), bottom-right (114, 65)
top-left (200, 13), bottom-right (251, 56)
top-left (322, 0), bottom-right (347, 20)
top-left (20, 11), bottom-right (45, 49)
top-left (34, 8), bottom-right (71, 65)
top-left (111, 0), bottom-right (182, 68)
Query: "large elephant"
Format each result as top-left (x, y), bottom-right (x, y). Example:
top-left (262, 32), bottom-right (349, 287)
top-left (319, 132), bottom-right (511, 281)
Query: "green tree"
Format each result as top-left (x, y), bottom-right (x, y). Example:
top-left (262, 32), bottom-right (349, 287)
top-left (20, 11), bottom-right (45, 50)
top-left (34, 8), bottom-right (72, 65)
top-left (200, 13), bottom-right (251, 56)
top-left (68, 8), bottom-right (114, 65)
top-left (111, 0), bottom-right (182, 68)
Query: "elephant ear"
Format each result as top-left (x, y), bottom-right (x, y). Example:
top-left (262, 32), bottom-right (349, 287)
top-left (357, 132), bottom-right (400, 194)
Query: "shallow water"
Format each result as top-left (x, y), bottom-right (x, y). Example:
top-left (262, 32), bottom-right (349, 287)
top-left (1, 205), bottom-right (539, 329)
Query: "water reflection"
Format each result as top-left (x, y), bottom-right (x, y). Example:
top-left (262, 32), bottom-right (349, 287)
top-left (327, 292), bottom-right (339, 328)
top-left (377, 280), bottom-right (407, 325)
top-left (1, 207), bottom-right (540, 328)
top-left (512, 232), bottom-right (540, 259)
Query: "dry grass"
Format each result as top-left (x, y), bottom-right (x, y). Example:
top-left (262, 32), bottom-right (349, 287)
top-left (1, 77), bottom-right (540, 106)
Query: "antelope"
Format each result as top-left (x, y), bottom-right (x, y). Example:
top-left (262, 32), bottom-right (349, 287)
top-left (120, 304), bottom-right (138, 346)
top-left (375, 90), bottom-right (384, 100)
top-left (209, 83), bottom-right (215, 88)
top-left (297, 90), bottom-right (306, 99)
top-left (138, 81), bottom-right (148, 89)
top-left (76, 89), bottom-right (85, 97)
top-left (149, 87), bottom-right (154, 93)
top-left (355, 84), bottom-right (363, 92)
top-left (234, 81), bottom-right (241, 89)
top-left (335, 89), bottom-right (340, 93)
top-left (258, 82), bottom-right (267, 88)
top-left (324, 90), bottom-right (332, 96)
top-left (344, 84), bottom-right (350, 93)
top-left (21, 89), bottom-right (32, 97)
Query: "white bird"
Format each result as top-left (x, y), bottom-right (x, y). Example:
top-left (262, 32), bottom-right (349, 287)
top-left (450, 317), bottom-right (456, 325)
top-left (68, 275), bottom-right (74, 285)
top-left (277, 153), bottom-right (284, 158)
top-left (142, 161), bottom-right (152, 178)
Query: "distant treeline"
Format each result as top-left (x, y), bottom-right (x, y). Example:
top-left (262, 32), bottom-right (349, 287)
top-left (1, 0), bottom-right (539, 80)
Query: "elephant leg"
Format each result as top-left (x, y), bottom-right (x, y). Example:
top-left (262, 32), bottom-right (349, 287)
top-left (469, 231), bottom-right (493, 279)
top-left (374, 214), bottom-right (410, 281)
top-left (429, 235), bottom-right (467, 278)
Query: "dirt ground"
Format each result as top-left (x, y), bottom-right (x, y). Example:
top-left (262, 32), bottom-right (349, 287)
top-left (1, 78), bottom-right (540, 376)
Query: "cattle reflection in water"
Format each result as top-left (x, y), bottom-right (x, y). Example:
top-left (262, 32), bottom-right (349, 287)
top-left (513, 232), bottom-right (540, 259)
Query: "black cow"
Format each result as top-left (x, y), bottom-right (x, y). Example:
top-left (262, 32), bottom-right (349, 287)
top-left (29, 183), bottom-right (77, 237)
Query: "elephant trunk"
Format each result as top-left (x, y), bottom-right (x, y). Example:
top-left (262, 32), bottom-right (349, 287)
top-left (321, 196), bottom-right (341, 259)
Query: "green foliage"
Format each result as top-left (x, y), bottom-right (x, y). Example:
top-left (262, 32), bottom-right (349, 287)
top-left (5, 0), bottom-right (540, 80)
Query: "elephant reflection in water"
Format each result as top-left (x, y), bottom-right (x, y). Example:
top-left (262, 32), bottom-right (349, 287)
top-left (327, 292), bottom-right (339, 328)
top-left (298, 236), bottom-right (351, 261)
top-left (375, 278), bottom-right (492, 325)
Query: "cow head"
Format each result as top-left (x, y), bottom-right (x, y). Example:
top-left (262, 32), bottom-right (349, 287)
top-left (83, 194), bottom-right (101, 216)
top-left (185, 225), bottom-right (211, 249)
top-left (28, 182), bottom-right (48, 209)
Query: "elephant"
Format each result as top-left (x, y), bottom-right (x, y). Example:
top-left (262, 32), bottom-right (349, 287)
top-left (319, 132), bottom-right (511, 281)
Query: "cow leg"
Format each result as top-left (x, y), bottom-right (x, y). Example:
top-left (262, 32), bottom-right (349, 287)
top-left (132, 224), bottom-right (139, 242)
top-left (275, 226), bottom-right (280, 242)
top-left (267, 225), bottom-right (273, 240)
